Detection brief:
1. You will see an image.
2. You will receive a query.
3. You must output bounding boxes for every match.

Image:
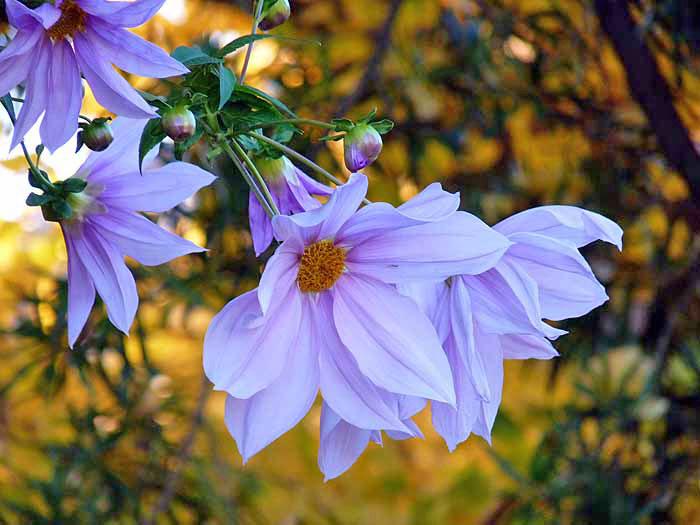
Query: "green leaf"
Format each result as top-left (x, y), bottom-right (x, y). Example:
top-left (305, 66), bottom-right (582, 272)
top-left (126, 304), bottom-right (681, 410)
top-left (331, 118), bottom-right (354, 132)
top-left (216, 34), bottom-right (320, 58)
top-left (0, 93), bottom-right (16, 124)
top-left (171, 45), bottom-right (223, 67)
top-left (138, 118), bottom-right (166, 174)
top-left (371, 119), bottom-right (394, 134)
top-left (234, 84), bottom-right (297, 118)
top-left (50, 199), bottom-right (73, 220)
top-left (75, 130), bottom-right (84, 152)
top-left (357, 107), bottom-right (377, 124)
top-left (26, 192), bottom-right (53, 206)
top-left (218, 64), bottom-right (236, 110)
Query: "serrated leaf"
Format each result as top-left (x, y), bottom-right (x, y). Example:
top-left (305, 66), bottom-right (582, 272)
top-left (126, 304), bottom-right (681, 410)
top-left (0, 94), bottom-right (16, 124)
top-left (216, 34), bottom-right (320, 58)
top-left (139, 118), bottom-right (165, 174)
top-left (171, 45), bottom-right (223, 66)
top-left (218, 64), bottom-right (236, 110)
top-left (234, 84), bottom-right (297, 118)
top-left (26, 192), bottom-right (53, 206)
top-left (371, 119), bottom-right (394, 134)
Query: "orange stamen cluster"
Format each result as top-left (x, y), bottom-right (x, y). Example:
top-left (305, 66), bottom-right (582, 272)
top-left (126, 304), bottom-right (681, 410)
top-left (297, 240), bottom-right (346, 293)
top-left (47, 1), bottom-right (87, 41)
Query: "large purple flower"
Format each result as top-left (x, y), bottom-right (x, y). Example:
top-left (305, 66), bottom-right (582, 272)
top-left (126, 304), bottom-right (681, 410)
top-left (248, 155), bottom-right (332, 255)
top-left (404, 206), bottom-right (623, 450)
top-left (59, 118), bottom-right (215, 347)
top-left (204, 174), bottom-right (512, 462)
top-left (0, 0), bottom-right (188, 151)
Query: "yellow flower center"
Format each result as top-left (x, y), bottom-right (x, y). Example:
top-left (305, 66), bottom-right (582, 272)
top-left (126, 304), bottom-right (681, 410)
top-left (296, 240), bottom-right (346, 293)
top-left (47, 1), bottom-right (87, 41)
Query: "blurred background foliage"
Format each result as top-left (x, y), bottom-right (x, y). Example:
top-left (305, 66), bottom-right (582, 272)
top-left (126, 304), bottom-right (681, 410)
top-left (1, 0), bottom-right (700, 523)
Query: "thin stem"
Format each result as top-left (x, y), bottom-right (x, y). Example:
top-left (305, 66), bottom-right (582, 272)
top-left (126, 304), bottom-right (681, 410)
top-left (244, 132), bottom-right (370, 203)
top-left (4, 97), bottom-right (55, 191)
top-left (219, 137), bottom-right (275, 218)
top-left (237, 0), bottom-right (265, 86)
top-left (237, 118), bottom-right (336, 133)
top-left (230, 138), bottom-right (281, 215)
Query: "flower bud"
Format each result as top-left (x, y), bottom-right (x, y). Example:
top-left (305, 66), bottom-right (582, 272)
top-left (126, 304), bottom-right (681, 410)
top-left (162, 106), bottom-right (196, 142)
top-left (82, 119), bottom-right (114, 152)
top-left (259, 0), bottom-right (291, 31)
top-left (343, 124), bottom-right (383, 172)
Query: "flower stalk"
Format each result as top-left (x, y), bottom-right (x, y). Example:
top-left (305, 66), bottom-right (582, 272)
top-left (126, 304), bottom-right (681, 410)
top-left (237, 0), bottom-right (266, 86)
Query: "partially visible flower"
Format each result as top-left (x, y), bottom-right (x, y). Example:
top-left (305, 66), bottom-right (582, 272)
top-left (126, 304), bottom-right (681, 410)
top-left (204, 174), bottom-right (511, 462)
top-left (343, 123), bottom-right (383, 172)
top-left (259, 0), bottom-right (290, 31)
top-left (247, 155), bottom-right (332, 255)
top-left (59, 118), bottom-right (215, 347)
top-left (162, 106), bottom-right (196, 142)
top-left (403, 206), bottom-right (623, 450)
top-left (81, 118), bottom-right (114, 151)
top-left (0, 0), bottom-right (188, 152)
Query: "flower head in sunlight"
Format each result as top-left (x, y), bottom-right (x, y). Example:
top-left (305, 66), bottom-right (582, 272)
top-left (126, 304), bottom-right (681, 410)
top-left (0, 0), bottom-right (188, 152)
top-left (59, 118), bottom-right (215, 347)
top-left (204, 174), bottom-right (512, 464)
top-left (248, 155), bottom-right (332, 255)
top-left (402, 206), bottom-right (623, 450)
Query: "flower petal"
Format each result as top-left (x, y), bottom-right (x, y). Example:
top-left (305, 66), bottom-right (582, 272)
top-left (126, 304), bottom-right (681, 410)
top-left (431, 335), bottom-right (480, 452)
top-left (318, 402), bottom-right (373, 481)
top-left (506, 232), bottom-right (609, 320)
top-left (249, 191), bottom-right (275, 256)
top-left (317, 292), bottom-right (409, 432)
top-left (73, 32), bottom-right (156, 118)
top-left (272, 173), bottom-right (367, 245)
top-left (62, 226), bottom-right (96, 348)
top-left (0, 31), bottom-right (41, 96)
top-left (79, 117), bottom-right (156, 178)
top-left (336, 183), bottom-right (459, 247)
top-left (97, 162), bottom-right (215, 212)
top-left (203, 284), bottom-right (302, 398)
top-left (500, 334), bottom-right (559, 360)
top-left (332, 273), bottom-right (456, 405)
top-left (494, 205), bottom-right (623, 250)
top-left (224, 301), bottom-right (318, 462)
top-left (87, 209), bottom-right (204, 266)
top-left (10, 35), bottom-right (51, 151)
top-left (345, 211), bottom-right (510, 282)
top-left (40, 39), bottom-right (82, 152)
top-left (86, 22), bottom-right (189, 78)
top-left (76, 0), bottom-right (165, 27)
top-left (6, 0), bottom-right (57, 29)
top-left (71, 224), bottom-right (138, 335)
top-left (471, 331), bottom-right (504, 444)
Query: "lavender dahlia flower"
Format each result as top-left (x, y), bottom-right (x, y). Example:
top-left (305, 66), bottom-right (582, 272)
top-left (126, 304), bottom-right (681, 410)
top-left (248, 155), bottom-right (332, 255)
top-left (0, 0), bottom-right (188, 152)
top-left (404, 206), bottom-right (623, 450)
top-left (59, 118), bottom-right (215, 347)
top-left (204, 174), bottom-right (512, 462)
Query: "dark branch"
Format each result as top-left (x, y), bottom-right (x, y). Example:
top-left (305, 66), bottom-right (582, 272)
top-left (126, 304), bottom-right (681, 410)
top-left (593, 0), bottom-right (700, 205)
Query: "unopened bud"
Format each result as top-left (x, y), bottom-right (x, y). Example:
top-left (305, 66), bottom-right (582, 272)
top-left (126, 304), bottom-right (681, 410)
top-left (162, 106), bottom-right (196, 142)
top-left (82, 119), bottom-right (114, 152)
top-left (259, 0), bottom-right (291, 30)
top-left (343, 124), bottom-right (383, 172)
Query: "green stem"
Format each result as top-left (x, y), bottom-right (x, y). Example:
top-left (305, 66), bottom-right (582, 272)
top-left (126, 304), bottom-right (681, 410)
top-left (230, 138), bottom-right (281, 215)
top-left (237, 0), bottom-right (265, 86)
top-left (237, 118), bottom-right (336, 133)
top-left (219, 137), bottom-right (275, 218)
top-left (243, 132), bottom-right (370, 203)
top-left (5, 98), bottom-right (55, 192)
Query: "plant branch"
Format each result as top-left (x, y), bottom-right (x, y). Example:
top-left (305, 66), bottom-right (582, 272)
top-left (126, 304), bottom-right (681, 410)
top-left (237, 0), bottom-right (265, 86)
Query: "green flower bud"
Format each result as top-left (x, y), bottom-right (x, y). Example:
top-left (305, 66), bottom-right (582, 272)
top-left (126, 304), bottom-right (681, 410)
top-left (82, 118), bottom-right (114, 152)
top-left (259, 0), bottom-right (291, 30)
top-left (162, 106), bottom-right (196, 142)
top-left (343, 124), bottom-right (383, 172)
